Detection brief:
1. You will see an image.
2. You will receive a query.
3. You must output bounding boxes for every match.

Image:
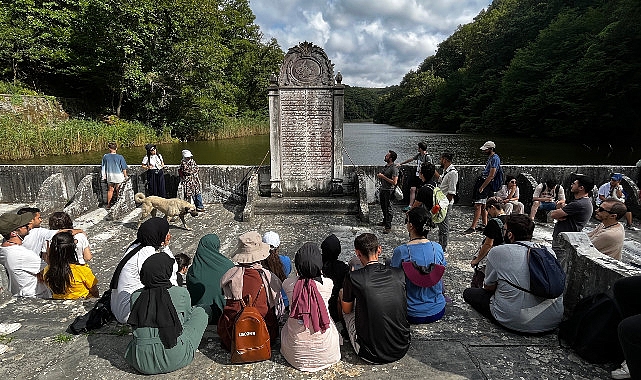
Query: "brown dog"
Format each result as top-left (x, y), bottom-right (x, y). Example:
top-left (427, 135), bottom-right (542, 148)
top-left (135, 193), bottom-right (198, 230)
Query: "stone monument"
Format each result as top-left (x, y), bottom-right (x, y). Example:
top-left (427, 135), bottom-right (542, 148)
top-left (268, 41), bottom-right (344, 196)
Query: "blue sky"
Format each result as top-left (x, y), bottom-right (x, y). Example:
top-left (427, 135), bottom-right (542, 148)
top-left (249, 0), bottom-right (491, 87)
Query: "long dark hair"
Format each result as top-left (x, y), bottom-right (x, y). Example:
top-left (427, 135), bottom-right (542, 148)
top-left (44, 232), bottom-right (78, 295)
top-left (262, 248), bottom-right (287, 281)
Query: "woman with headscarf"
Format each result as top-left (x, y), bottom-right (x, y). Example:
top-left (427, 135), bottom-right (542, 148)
top-left (320, 234), bottom-right (349, 323)
top-left (280, 242), bottom-right (340, 372)
top-left (141, 144), bottom-right (166, 198)
top-left (186, 234), bottom-right (234, 323)
top-left (125, 253), bottom-right (209, 375)
top-left (110, 218), bottom-right (178, 324)
top-left (179, 149), bottom-right (204, 212)
top-left (217, 231), bottom-right (283, 351)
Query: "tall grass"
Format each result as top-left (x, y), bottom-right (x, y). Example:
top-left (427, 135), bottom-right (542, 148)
top-left (196, 115), bottom-right (269, 140)
top-left (0, 115), bottom-right (176, 161)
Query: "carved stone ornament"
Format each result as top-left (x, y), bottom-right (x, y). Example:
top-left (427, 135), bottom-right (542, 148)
top-left (278, 41), bottom-right (335, 86)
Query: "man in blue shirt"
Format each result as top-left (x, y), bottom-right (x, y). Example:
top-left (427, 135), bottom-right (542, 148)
top-left (101, 142), bottom-right (128, 209)
top-left (464, 141), bottom-right (501, 234)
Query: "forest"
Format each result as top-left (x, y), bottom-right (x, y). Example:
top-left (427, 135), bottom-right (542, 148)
top-left (373, 0), bottom-right (641, 146)
top-left (0, 0), bottom-right (283, 140)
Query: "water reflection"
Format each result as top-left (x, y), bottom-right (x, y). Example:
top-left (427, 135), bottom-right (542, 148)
top-left (1, 123), bottom-right (638, 165)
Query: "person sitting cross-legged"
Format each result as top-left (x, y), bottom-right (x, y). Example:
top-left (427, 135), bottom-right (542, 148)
top-left (463, 214), bottom-right (564, 334)
top-left (495, 175), bottom-right (524, 215)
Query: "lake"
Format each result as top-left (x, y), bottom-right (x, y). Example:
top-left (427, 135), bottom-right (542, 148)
top-left (2, 123), bottom-right (639, 166)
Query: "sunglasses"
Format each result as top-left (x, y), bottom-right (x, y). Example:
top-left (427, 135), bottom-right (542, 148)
top-left (509, 180), bottom-right (516, 183)
top-left (597, 206), bottom-right (617, 214)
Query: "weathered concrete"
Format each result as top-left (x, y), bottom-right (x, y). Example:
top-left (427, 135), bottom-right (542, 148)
top-left (1, 201), bottom-right (639, 379)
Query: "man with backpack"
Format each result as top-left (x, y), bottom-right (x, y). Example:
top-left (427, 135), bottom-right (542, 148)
top-left (435, 152), bottom-right (458, 251)
top-left (463, 214), bottom-right (564, 333)
top-left (529, 178), bottom-right (565, 221)
top-left (464, 141), bottom-right (502, 234)
top-left (409, 162), bottom-right (448, 228)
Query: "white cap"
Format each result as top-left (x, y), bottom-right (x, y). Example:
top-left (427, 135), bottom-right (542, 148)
top-left (182, 149), bottom-right (193, 158)
top-left (262, 231), bottom-right (280, 248)
top-left (480, 141), bottom-right (496, 150)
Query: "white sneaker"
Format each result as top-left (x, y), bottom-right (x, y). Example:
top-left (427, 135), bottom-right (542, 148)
top-left (612, 361), bottom-right (631, 379)
top-left (0, 322), bottom-right (21, 335)
top-left (0, 344), bottom-right (8, 355)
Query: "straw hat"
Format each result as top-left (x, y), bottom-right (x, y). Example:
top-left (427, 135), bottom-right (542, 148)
top-left (232, 231), bottom-right (271, 263)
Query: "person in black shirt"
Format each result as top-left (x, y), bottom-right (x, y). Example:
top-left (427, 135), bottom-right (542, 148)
top-left (471, 196), bottom-right (506, 267)
top-left (320, 234), bottom-right (349, 323)
top-left (412, 162), bottom-right (437, 213)
top-left (340, 233), bottom-right (410, 364)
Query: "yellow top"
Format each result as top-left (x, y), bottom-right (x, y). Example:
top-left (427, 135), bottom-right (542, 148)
top-left (44, 264), bottom-right (98, 299)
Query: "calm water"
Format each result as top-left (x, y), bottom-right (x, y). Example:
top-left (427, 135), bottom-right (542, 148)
top-left (2, 123), bottom-right (639, 166)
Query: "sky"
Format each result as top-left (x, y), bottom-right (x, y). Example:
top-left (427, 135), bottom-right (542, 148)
top-left (249, 0), bottom-right (491, 88)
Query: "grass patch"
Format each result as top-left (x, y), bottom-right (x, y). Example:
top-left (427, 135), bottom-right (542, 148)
top-left (53, 333), bottom-right (73, 343)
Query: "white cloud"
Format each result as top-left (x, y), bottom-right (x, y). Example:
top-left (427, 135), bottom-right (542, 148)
top-left (249, 0), bottom-right (490, 87)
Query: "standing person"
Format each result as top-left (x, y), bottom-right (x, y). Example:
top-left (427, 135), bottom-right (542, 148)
top-left (596, 173), bottom-right (639, 231)
top-left (141, 144), bottom-right (166, 198)
top-left (110, 218), bottom-right (178, 324)
top-left (0, 212), bottom-right (50, 298)
top-left (186, 234), bottom-right (234, 324)
top-left (48, 211), bottom-right (92, 265)
top-left (587, 200), bottom-right (626, 260)
top-left (340, 233), bottom-right (411, 364)
top-left (391, 207), bottom-right (447, 324)
top-left (125, 253), bottom-right (210, 375)
top-left (376, 150), bottom-right (399, 234)
top-left (43, 231), bottom-right (99, 299)
top-left (101, 142), bottom-right (128, 209)
top-left (464, 141), bottom-right (501, 234)
top-left (280, 242), bottom-right (341, 372)
top-left (399, 142), bottom-right (432, 211)
top-left (529, 178), bottom-right (565, 221)
top-left (436, 152), bottom-right (458, 251)
top-left (495, 175), bottom-right (524, 215)
top-left (463, 215), bottom-right (564, 333)
top-left (550, 174), bottom-right (594, 249)
top-left (179, 150), bottom-right (204, 212)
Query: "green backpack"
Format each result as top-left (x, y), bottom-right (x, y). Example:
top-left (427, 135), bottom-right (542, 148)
top-left (425, 184), bottom-right (449, 224)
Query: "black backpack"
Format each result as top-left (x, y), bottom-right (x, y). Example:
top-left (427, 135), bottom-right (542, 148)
top-left (558, 292), bottom-right (624, 364)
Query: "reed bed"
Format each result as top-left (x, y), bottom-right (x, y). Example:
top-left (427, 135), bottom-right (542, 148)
top-left (0, 116), bottom-right (175, 161)
top-left (196, 115), bottom-right (269, 140)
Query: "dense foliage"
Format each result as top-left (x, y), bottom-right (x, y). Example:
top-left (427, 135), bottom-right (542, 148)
top-left (374, 0), bottom-right (641, 146)
top-left (0, 0), bottom-right (283, 140)
top-left (343, 85), bottom-right (387, 121)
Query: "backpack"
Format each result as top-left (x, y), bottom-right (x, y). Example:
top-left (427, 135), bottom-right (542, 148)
top-left (230, 284), bottom-right (271, 364)
top-left (425, 183), bottom-right (449, 224)
top-left (67, 289), bottom-right (114, 334)
top-left (503, 242), bottom-right (566, 299)
top-left (558, 292), bottom-right (624, 364)
top-left (490, 164), bottom-right (504, 192)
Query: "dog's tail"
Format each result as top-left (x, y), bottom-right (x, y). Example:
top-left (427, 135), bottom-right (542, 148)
top-left (134, 193), bottom-right (146, 204)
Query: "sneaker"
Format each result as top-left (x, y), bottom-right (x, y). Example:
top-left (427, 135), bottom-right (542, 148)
top-left (462, 227), bottom-right (475, 234)
top-left (626, 225), bottom-right (639, 231)
top-left (383, 228), bottom-right (392, 234)
top-left (612, 361), bottom-right (630, 379)
top-left (476, 225), bottom-right (485, 232)
top-left (402, 206), bottom-right (411, 212)
top-left (196, 208), bottom-right (205, 212)
top-left (0, 322), bottom-right (21, 335)
top-left (0, 344), bottom-right (8, 355)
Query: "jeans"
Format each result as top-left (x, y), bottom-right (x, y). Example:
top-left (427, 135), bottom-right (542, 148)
top-left (187, 194), bottom-right (204, 209)
top-left (437, 206), bottom-right (450, 251)
top-left (380, 189), bottom-right (394, 228)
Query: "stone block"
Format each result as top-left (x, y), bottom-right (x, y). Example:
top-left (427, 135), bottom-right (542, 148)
top-left (36, 172), bottom-right (68, 215)
top-left (63, 174), bottom-right (99, 218)
top-left (105, 178), bottom-right (135, 221)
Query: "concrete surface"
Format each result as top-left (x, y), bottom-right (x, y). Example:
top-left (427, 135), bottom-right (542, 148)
top-left (1, 201), bottom-right (640, 379)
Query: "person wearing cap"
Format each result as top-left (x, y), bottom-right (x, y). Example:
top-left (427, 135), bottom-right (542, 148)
top-left (588, 199), bottom-right (627, 260)
top-left (340, 233), bottom-right (410, 364)
top-left (217, 231), bottom-right (283, 351)
top-left (0, 212), bottom-right (51, 298)
top-left (141, 144), bottom-right (166, 198)
top-left (179, 149), bottom-right (204, 212)
top-left (463, 214), bottom-right (563, 334)
top-left (391, 207), bottom-right (446, 324)
top-left (550, 174), bottom-right (594, 248)
top-left (464, 141), bottom-right (501, 234)
top-left (597, 173), bottom-right (638, 231)
top-left (262, 231), bottom-right (292, 309)
top-left (101, 142), bottom-right (128, 209)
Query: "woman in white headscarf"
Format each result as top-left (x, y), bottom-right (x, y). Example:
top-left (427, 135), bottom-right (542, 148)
top-left (179, 149), bottom-right (204, 212)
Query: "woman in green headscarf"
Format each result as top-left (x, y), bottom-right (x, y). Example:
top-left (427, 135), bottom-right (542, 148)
top-left (186, 234), bottom-right (234, 323)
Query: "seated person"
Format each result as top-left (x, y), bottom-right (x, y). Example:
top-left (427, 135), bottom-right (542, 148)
top-left (17, 207), bottom-right (58, 257)
top-left (495, 175), bottom-right (524, 214)
top-left (463, 214), bottom-right (564, 334)
top-left (262, 231), bottom-right (292, 309)
top-left (0, 212), bottom-right (50, 298)
top-left (217, 231), bottom-right (283, 350)
top-left (280, 242), bottom-right (340, 372)
top-left (320, 233), bottom-right (349, 323)
top-left (470, 197), bottom-right (506, 268)
top-left (125, 253), bottom-right (209, 375)
top-left (597, 173), bottom-right (639, 231)
top-left (391, 207), bottom-right (446, 324)
top-left (48, 212), bottom-right (92, 264)
top-left (43, 231), bottom-right (99, 299)
top-left (529, 178), bottom-right (565, 220)
top-left (587, 200), bottom-right (626, 260)
top-left (111, 218), bottom-right (178, 324)
top-left (174, 253), bottom-right (191, 287)
top-left (186, 234), bottom-right (234, 323)
top-left (340, 233), bottom-right (410, 364)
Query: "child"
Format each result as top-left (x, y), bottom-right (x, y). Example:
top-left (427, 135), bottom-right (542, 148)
top-left (175, 253), bottom-right (191, 287)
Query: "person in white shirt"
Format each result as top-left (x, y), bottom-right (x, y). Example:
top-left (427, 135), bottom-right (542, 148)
top-left (18, 208), bottom-right (57, 257)
top-left (110, 217), bottom-right (178, 323)
top-left (141, 144), bottom-right (166, 198)
top-left (435, 152), bottom-right (458, 251)
top-left (0, 212), bottom-right (50, 298)
top-left (47, 212), bottom-right (92, 265)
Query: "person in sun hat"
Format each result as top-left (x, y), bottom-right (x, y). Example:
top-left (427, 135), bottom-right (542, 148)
top-left (0, 212), bottom-right (51, 298)
top-left (179, 149), bottom-right (204, 212)
top-left (217, 231), bottom-right (284, 350)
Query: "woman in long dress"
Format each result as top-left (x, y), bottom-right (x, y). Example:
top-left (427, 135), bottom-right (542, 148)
top-left (142, 144), bottom-right (166, 198)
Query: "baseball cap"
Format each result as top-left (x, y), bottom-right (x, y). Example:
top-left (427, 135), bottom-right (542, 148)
top-left (480, 141), bottom-right (496, 150)
top-left (0, 213), bottom-right (34, 237)
top-left (262, 231), bottom-right (281, 248)
top-left (611, 173), bottom-right (623, 181)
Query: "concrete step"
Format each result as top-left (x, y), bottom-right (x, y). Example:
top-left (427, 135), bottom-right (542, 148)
top-left (252, 195), bottom-right (359, 215)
